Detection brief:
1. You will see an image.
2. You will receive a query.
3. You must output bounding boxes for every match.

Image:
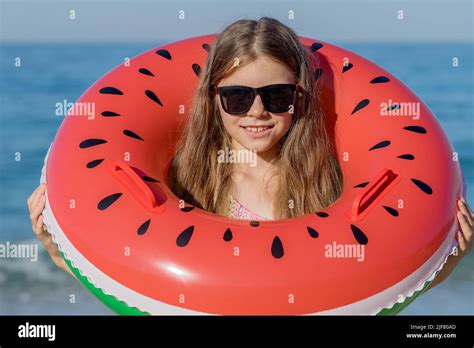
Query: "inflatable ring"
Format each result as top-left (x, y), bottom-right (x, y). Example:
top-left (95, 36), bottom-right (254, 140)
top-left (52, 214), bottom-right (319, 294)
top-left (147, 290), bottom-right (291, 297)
top-left (40, 34), bottom-right (465, 315)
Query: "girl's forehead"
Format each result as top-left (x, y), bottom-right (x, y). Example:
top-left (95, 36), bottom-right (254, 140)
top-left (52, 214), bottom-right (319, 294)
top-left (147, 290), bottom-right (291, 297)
top-left (218, 55), bottom-right (296, 86)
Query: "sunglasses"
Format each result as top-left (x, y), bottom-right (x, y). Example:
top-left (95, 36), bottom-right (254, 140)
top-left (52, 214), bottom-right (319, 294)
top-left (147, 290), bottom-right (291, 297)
top-left (214, 83), bottom-right (302, 115)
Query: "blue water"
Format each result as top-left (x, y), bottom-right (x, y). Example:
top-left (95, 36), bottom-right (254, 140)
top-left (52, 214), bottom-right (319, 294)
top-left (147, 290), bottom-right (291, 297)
top-left (0, 42), bottom-right (472, 315)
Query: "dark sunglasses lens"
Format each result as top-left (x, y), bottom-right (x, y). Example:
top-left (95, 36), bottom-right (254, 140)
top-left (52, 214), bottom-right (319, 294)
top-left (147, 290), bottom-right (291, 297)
top-left (261, 85), bottom-right (295, 113)
top-left (220, 88), bottom-right (253, 114)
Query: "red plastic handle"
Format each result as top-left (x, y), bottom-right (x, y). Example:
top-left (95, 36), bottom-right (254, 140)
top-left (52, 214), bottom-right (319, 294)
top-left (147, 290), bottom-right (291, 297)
top-left (109, 160), bottom-right (159, 211)
top-left (350, 168), bottom-right (400, 220)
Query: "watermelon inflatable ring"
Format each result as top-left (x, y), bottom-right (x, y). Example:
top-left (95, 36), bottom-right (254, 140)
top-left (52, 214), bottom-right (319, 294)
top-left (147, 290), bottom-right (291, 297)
top-left (39, 35), bottom-right (465, 315)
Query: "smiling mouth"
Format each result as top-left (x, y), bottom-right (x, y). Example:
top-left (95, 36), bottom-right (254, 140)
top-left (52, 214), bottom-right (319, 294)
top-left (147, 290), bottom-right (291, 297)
top-left (240, 125), bottom-right (275, 133)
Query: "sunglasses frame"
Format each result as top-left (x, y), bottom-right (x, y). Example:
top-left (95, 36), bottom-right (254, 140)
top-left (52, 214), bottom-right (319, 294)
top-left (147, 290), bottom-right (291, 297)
top-left (213, 83), bottom-right (303, 115)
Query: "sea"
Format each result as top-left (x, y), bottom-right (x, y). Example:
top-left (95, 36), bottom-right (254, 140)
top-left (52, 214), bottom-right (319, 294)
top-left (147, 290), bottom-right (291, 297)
top-left (0, 42), bottom-right (472, 315)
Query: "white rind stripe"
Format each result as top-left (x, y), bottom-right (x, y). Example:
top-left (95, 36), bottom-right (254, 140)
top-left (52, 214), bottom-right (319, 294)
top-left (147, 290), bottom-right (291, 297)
top-left (314, 223), bottom-right (457, 315)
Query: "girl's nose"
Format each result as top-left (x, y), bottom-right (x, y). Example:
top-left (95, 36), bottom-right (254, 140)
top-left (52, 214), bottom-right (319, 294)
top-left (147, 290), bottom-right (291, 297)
top-left (247, 95), bottom-right (267, 118)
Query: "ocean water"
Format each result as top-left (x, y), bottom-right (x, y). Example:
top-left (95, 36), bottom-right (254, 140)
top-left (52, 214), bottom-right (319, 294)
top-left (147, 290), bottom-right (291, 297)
top-left (0, 42), bottom-right (472, 315)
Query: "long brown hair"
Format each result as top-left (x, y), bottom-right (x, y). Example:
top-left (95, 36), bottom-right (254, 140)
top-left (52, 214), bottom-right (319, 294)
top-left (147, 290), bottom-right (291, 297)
top-left (168, 17), bottom-right (342, 219)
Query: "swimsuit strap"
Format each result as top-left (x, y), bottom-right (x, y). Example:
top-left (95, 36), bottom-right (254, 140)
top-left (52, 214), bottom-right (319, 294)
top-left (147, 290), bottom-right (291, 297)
top-left (229, 195), bottom-right (269, 221)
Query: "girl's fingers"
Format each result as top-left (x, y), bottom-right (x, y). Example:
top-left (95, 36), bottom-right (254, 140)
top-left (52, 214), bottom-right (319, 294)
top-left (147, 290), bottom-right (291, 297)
top-left (458, 199), bottom-right (473, 226)
top-left (31, 184), bottom-right (46, 211)
top-left (457, 211), bottom-right (470, 233)
top-left (27, 185), bottom-right (41, 206)
top-left (35, 217), bottom-right (55, 251)
top-left (460, 197), bottom-right (473, 219)
top-left (34, 214), bottom-right (44, 236)
top-left (42, 231), bottom-right (54, 248)
top-left (457, 231), bottom-right (467, 252)
top-left (28, 192), bottom-right (43, 221)
top-left (44, 236), bottom-right (61, 259)
top-left (457, 211), bottom-right (473, 252)
top-left (461, 216), bottom-right (473, 242)
top-left (28, 183), bottom-right (45, 202)
top-left (463, 228), bottom-right (472, 245)
top-left (29, 195), bottom-right (46, 223)
top-left (35, 216), bottom-right (50, 244)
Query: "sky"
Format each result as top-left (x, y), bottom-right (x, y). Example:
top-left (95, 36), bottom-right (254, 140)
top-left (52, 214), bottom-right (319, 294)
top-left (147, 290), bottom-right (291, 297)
top-left (0, 0), bottom-right (472, 43)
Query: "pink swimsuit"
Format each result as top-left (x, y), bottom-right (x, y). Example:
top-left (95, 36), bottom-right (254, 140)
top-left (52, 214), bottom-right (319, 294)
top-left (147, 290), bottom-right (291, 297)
top-left (229, 196), bottom-right (269, 220)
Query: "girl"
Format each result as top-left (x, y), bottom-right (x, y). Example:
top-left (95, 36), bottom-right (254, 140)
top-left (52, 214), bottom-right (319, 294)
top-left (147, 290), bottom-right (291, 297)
top-left (28, 17), bottom-right (472, 293)
top-left (168, 17), bottom-right (342, 220)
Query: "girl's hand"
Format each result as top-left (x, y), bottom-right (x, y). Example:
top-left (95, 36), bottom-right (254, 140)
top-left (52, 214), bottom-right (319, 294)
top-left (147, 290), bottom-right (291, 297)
top-left (27, 183), bottom-right (76, 278)
top-left (427, 197), bottom-right (473, 290)
top-left (456, 197), bottom-right (473, 256)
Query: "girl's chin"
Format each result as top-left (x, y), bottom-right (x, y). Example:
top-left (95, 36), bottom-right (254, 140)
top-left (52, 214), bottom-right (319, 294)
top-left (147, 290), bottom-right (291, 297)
top-left (239, 139), bottom-right (276, 154)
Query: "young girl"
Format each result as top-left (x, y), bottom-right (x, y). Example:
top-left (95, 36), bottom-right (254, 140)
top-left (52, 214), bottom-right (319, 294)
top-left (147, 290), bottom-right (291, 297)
top-left (28, 17), bottom-right (472, 293)
top-left (168, 17), bottom-right (341, 220)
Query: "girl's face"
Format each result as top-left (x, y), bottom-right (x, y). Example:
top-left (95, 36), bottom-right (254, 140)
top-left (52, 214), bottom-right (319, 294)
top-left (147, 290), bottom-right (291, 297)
top-left (216, 55), bottom-right (296, 155)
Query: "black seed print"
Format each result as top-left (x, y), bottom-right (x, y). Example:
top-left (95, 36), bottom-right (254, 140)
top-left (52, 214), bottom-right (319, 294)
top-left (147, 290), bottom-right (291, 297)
top-left (411, 179), bottom-right (433, 195)
top-left (310, 42), bottom-right (324, 52)
top-left (351, 99), bottom-right (369, 115)
top-left (202, 43), bottom-right (211, 52)
top-left (101, 111), bottom-right (120, 117)
top-left (180, 207), bottom-right (194, 212)
top-left (192, 63), bottom-right (201, 77)
top-left (138, 219), bottom-right (151, 235)
top-left (123, 130), bottom-right (144, 141)
top-left (369, 140), bottom-right (391, 151)
top-left (397, 154), bottom-right (415, 160)
top-left (315, 212), bottom-right (329, 218)
top-left (156, 49), bottom-right (171, 60)
top-left (145, 90), bottom-right (163, 106)
top-left (370, 76), bottom-right (390, 84)
top-left (271, 236), bottom-right (284, 259)
top-left (142, 176), bottom-right (160, 183)
top-left (176, 226), bottom-right (194, 247)
top-left (139, 68), bottom-right (154, 77)
top-left (79, 139), bottom-right (107, 148)
top-left (353, 182), bottom-right (369, 188)
top-left (307, 226), bottom-right (319, 238)
top-left (98, 193), bottom-right (122, 210)
top-left (223, 228), bottom-right (233, 242)
top-left (86, 159), bottom-right (104, 168)
top-left (383, 206), bottom-right (399, 217)
top-left (403, 126), bottom-right (427, 134)
top-left (250, 221), bottom-right (260, 227)
top-left (99, 87), bottom-right (123, 95)
top-left (387, 104), bottom-right (400, 111)
top-left (314, 68), bottom-right (323, 80)
top-left (350, 224), bottom-right (368, 245)
top-left (343, 63), bottom-right (353, 73)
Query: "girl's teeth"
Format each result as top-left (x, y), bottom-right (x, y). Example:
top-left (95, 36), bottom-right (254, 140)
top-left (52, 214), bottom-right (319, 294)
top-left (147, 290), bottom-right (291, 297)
top-left (245, 126), bottom-right (270, 133)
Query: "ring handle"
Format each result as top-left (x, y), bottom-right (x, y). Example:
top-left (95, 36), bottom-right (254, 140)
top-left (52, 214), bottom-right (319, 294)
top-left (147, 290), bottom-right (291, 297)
top-left (350, 168), bottom-right (401, 221)
top-left (108, 160), bottom-right (162, 212)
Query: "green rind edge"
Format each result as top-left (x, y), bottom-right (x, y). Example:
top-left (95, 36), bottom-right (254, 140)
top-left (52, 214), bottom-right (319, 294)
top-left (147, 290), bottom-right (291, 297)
top-left (62, 251), bottom-right (149, 315)
top-left (62, 251), bottom-right (430, 316)
top-left (376, 280), bottom-right (432, 315)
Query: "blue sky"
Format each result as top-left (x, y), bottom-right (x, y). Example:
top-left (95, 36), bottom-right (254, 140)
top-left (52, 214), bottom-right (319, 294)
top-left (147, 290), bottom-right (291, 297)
top-left (0, 0), bottom-right (472, 43)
